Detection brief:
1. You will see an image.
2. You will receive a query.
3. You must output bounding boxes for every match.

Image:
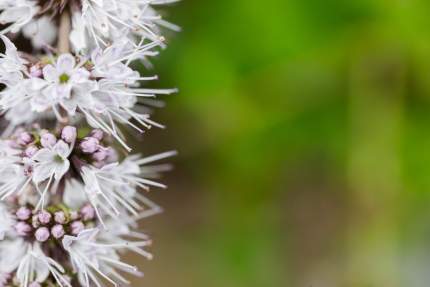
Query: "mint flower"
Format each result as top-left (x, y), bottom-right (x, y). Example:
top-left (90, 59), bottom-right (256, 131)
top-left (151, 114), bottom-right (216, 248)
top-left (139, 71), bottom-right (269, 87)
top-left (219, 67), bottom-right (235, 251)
top-left (0, 1), bottom-right (178, 285)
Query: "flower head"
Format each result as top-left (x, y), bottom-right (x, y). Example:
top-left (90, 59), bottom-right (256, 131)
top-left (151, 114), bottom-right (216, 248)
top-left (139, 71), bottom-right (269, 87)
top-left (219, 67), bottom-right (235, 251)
top-left (0, 1), bottom-right (178, 285)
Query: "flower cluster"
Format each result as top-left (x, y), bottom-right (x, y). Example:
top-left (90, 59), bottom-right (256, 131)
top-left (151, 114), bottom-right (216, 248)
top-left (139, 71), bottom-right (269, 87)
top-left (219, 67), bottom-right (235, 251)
top-left (0, 0), bottom-right (178, 286)
top-left (0, 0), bottom-right (180, 52)
top-left (0, 36), bottom-right (176, 149)
top-left (0, 126), bottom-right (175, 286)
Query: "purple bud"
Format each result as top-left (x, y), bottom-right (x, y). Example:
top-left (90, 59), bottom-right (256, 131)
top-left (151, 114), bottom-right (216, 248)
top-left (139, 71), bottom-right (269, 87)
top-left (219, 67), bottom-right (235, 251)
top-left (90, 129), bottom-right (104, 141)
top-left (35, 227), bottom-right (50, 242)
top-left (38, 210), bottom-right (51, 224)
top-left (51, 224), bottom-right (65, 239)
top-left (17, 132), bottom-right (33, 146)
top-left (61, 126), bottom-right (77, 144)
top-left (41, 133), bottom-right (57, 148)
top-left (29, 282), bottom-right (41, 287)
top-left (80, 137), bottom-right (99, 153)
top-left (80, 204), bottom-right (95, 221)
top-left (92, 149), bottom-right (107, 162)
top-left (25, 146), bottom-right (39, 158)
top-left (70, 221), bottom-right (85, 235)
top-left (15, 222), bottom-right (32, 236)
top-left (54, 211), bottom-right (66, 224)
top-left (16, 207), bottom-right (31, 220)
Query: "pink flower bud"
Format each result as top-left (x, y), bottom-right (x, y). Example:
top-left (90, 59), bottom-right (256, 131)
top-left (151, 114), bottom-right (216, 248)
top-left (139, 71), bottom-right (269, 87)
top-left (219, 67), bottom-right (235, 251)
top-left (61, 126), bottom-right (77, 143)
top-left (51, 224), bottom-right (65, 239)
top-left (16, 207), bottom-right (31, 220)
top-left (41, 133), bottom-right (57, 148)
top-left (80, 137), bottom-right (99, 153)
top-left (29, 282), bottom-right (41, 287)
top-left (17, 132), bottom-right (33, 146)
top-left (80, 204), bottom-right (95, 221)
top-left (35, 227), bottom-right (50, 242)
top-left (38, 210), bottom-right (51, 224)
top-left (70, 221), bottom-right (85, 235)
top-left (54, 211), bottom-right (66, 224)
top-left (90, 129), bottom-right (104, 141)
top-left (15, 222), bottom-right (32, 236)
top-left (25, 146), bottom-right (39, 158)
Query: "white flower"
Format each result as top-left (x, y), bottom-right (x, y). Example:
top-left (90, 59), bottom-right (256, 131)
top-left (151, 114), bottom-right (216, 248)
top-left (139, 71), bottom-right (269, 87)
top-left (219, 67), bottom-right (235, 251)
top-left (0, 35), bottom-right (27, 86)
top-left (0, 203), bottom-right (14, 240)
top-left (32, 140), bottom-right (72, 184)
top-left (0, 238), bottom-right (27, 274)
top-left (0, 0), bottom-right (38, 34)
top-left (80, 151), bottom-right (176, 224)
top-left (63, 178), bottom-right (88, 210)
top-left (0, 139), bottom-right (21, 168)
top-left (71, 0), bottom-right (179, 52)
top-left (0, 239), bottom-right (70, 287)
top-left (32, 140), bottom-right (72, 209)
top-left (41, 54), bottom-right (90, 102)
top-left (0, 164), bottom-right (32, 201)
top-left (63, 228), bottom-right (148, 287)
top-left (22, 16), bottom-right (57, 49)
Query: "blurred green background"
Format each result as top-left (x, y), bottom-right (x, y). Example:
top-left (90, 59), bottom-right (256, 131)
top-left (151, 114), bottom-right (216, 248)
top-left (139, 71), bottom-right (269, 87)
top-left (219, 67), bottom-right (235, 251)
top-left (131, 1), bottom-right (430, 286)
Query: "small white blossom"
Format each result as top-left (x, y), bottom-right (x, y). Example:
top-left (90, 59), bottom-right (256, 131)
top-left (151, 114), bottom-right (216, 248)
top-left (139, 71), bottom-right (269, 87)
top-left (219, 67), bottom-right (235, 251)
top-left (63, 228), bottom-right (147, 287)
top-left (0, 35), bottom-right (27, 85)
top-left (42, 54), bottom-right (90, 100)
top-left (22, 16), bottom-right (58, 49)
top-left (0, 0), bottom-right (38, 34)
top-left (0, 239), bottom-right (70, 287)
top-left (32, 140), bottom-right (72, 184)
top-left (0, 203), bottom-right (14, 240)
top-left (32, 140), bottom-right (72, 209)
top-left (80, 151), bottom-right (176, 223)
top-left (0, 164), bottom-right (32, 200)
top-left (71, 0), bottom-right (180, 53)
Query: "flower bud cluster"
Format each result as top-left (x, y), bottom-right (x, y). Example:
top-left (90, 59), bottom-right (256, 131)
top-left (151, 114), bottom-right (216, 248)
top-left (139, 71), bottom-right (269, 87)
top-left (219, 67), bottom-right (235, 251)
top-left (8, 126), bottom-right (117, 171)
top-left (14, 204), bottom-right (96, 242)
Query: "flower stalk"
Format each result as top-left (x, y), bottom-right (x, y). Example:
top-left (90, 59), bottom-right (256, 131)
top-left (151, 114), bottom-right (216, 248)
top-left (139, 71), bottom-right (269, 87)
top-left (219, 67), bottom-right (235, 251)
top-left (58, 9), bottom-right (71, 54)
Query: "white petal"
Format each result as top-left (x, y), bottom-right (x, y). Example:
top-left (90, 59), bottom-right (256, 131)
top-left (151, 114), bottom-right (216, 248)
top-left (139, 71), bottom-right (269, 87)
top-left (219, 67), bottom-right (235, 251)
top-left (56, 54), bottom-right (76, 74)
top-left (53, 140), bottom-right (71, 158)
top-left (63, 179), bottom-right (88, 209)
top-left (42, 65), bottom-right (58, 83)
top-left (33, 163), bottom-right (54, 183)
top-left (32, 149), bottom-right (54, 162)
top-left (54, 160), bottom-right (70, 181)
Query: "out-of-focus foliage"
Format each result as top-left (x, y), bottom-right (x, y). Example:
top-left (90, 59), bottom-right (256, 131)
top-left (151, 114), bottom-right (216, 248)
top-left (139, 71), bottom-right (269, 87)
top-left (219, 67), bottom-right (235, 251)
top-left (129, 1), bottom-right (430, 287)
